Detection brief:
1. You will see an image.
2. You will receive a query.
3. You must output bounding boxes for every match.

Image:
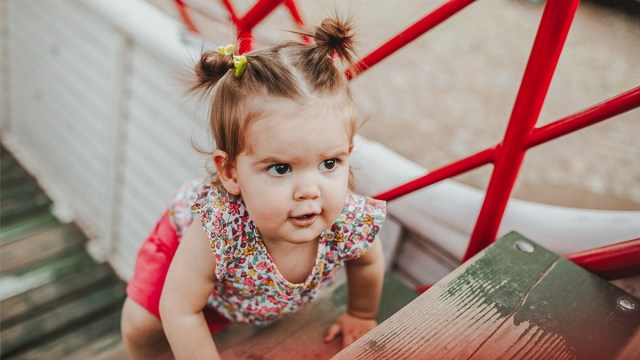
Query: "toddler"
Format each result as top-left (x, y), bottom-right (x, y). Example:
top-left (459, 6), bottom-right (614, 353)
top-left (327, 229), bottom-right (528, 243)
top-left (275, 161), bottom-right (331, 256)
top-left (120, 16), bottom-right (386, 360)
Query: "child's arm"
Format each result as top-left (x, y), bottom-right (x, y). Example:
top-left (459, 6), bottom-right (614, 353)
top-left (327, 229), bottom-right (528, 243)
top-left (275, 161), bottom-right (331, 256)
top-left (325, 237), bottom-right (385, 348)
top-left (160, 217), bottom-right (221, 360)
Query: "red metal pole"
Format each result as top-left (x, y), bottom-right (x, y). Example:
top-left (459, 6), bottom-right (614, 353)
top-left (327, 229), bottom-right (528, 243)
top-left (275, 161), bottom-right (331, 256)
top-left (175, 0), bottom-right (199, 34)
top-left (234, 0), bottom-right (286, 53)
top-left (347, 0), bottom-right (476, 79)
top-left (284, 0), bottom-right (304, 27)
top-left (374, 85), bottom-right (640, 201)
top-left (565, 239), bottom-right (640, 280)
top-left (374, 147), bottom-right (496, 201)
top-left (283, 0), bottom-right (310, 43)
top-left (220, 0), bottom-right (239, 23)
top-left (463, 0), bottom-right (580, 262)
top-left (525, 86), bottom-right (640, 149)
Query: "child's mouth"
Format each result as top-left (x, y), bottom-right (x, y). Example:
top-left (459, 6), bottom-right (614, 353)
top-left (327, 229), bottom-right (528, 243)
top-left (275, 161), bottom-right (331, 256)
top-left (290, 213), bottom-right (318, 227)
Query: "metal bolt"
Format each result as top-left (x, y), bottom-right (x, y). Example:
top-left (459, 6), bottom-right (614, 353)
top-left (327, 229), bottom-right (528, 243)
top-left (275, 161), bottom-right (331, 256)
top-left (618, 298), bottom-right (637, 311)
top-left (514, 241), bottom-right (534, 254)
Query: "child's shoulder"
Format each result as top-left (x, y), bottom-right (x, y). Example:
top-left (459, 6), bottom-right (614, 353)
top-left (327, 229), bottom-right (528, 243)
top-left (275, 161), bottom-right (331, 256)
top-left (170, 179), bottom-right (229, 236)
top-left (344, 191), bottom-right (386, 218)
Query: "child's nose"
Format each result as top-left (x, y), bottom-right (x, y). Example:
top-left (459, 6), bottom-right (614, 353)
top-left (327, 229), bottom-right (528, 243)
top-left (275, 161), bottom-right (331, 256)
top-left (293, 175), bottom-right (321, 200)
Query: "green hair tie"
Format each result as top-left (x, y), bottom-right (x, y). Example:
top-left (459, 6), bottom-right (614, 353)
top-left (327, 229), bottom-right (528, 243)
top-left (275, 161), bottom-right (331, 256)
top-left (233, 55), bottom-right (247, 78)
top-left (217, 44), bottom-right (234, 55)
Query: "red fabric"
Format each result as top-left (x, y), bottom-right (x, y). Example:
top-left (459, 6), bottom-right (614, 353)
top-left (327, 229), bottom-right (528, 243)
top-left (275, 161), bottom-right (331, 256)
top-left (126, 210), bottom-right (230, 333)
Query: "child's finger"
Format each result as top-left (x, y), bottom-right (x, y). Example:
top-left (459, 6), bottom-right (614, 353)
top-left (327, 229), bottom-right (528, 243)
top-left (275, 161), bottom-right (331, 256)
top-left (342, 334), bottom-right (355, 348)
top-left (324, 323), bottom-right (341, 342)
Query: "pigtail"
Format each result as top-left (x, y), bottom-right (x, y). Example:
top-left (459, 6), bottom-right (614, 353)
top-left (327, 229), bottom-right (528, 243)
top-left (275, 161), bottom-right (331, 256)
top-left (188, 50), bottom-right (235, 94)
top-left (291, 16), bottom-right (357, 92)
top-left (312, 17), bottom-right (356, 66)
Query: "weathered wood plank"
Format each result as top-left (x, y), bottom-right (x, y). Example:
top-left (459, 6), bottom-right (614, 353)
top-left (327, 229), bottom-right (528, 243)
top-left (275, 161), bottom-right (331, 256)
top-left (1, 185), bottom-right (49, 212)
top-left (1, 252), bottom-right (113, 321)
top-left (0, 223), bottom-right (85, 273)
top-left (0, 282), bottom-right (126, 357)
top-left (0, 211), bottom-right (60, 245)
top-left (334, 232), bottom-right (640, 360)
top-left (615, 328), bottom-right (640, 360)
top-left (4, 308), bottom-right (123, 360)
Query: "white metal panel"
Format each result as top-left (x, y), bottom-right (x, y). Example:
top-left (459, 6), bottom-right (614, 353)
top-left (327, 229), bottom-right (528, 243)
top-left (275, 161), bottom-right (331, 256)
top-left (18, 1), bottom-right (114, 89)
top-left (7, 49), bottom-right (108, 176)
top-left (5, 0), bottom-right (120, 239)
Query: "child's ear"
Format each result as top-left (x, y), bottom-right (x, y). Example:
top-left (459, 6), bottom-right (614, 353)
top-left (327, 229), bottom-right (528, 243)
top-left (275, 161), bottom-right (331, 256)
top-left (213, 150), bottom-right (241, 195)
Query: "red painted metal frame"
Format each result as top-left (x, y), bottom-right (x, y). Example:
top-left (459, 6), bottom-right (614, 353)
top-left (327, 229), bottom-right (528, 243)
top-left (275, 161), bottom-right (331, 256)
top-left (175, 0), bottom-right (307, 53)
top-left (347, 0), bottom-right (476, 79)
top-left (464, 0), bottom-right (581, 261)
top-left (174, 0), bottom-right (640, 279)
top-left (565, 239), bottom-right (640, 280)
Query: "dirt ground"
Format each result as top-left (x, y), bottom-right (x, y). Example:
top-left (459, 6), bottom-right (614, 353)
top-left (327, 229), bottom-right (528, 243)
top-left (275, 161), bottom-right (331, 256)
top-left (147, 0), bottom-right (640, 210)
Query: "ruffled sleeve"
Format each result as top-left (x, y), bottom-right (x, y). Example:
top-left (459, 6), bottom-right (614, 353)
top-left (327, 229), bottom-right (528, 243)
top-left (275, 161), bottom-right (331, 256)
top-left (191, 182), bottom-right (243, 280)
top-left (331, 192), bottom-right (386, 262)
top-left (168, 180), bottom-right (202, 237)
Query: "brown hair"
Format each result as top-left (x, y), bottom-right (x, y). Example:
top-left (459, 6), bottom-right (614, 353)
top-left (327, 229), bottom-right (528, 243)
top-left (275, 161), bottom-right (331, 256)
top-left (189, 17), bottom-right (358, 173)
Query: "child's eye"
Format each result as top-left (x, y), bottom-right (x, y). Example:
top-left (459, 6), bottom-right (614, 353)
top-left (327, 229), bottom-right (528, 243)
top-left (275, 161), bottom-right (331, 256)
top-left (267, 164), bottom-right (291, 176)
top-left (318, 159), bottom-right (339, 171)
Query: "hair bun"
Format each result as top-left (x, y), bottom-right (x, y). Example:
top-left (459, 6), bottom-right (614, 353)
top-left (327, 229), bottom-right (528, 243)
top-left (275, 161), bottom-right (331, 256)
top-left (190, 50), bottom-right (234, 93)
top-left (313, 17), bottom-right (355, 65)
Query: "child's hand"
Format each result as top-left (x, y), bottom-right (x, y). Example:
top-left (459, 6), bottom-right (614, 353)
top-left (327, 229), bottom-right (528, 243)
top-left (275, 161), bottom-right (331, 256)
top-left (324, 312), bottom-right (378, 348)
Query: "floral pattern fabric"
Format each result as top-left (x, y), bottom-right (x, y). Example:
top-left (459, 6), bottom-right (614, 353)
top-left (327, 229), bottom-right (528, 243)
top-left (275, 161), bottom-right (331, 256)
top-left (169, 180), bottom-right (386, 325)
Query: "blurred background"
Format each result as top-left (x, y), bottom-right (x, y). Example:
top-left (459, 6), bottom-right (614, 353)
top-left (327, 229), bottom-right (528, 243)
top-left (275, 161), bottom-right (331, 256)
top-left (1, 1), bottom-right (639, 358)
top-left (147, 0), bottom-right (640, 211)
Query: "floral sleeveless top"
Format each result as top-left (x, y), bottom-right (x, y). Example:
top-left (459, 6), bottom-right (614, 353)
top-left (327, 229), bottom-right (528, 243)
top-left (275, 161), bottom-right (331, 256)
top-left (169, 180), bottom-right (386, 325)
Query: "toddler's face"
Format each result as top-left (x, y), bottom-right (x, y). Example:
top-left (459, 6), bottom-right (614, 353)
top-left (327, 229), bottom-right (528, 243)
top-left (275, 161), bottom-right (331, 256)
top-left (232, 100), bottom-right (353, 246)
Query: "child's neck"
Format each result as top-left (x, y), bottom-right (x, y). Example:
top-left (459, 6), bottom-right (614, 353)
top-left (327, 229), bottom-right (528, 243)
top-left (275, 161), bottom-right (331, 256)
top-left (261, 236), bottom-right (319, 284)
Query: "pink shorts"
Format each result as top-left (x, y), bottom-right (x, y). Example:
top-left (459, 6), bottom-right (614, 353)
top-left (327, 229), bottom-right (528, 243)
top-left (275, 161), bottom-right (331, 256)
top-left (126, 210), bottom-right (230, 333)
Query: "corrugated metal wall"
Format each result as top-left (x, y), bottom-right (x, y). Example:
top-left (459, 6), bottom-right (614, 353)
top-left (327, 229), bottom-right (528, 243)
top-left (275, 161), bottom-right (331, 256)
top-left (2, 0), bottom-right (209, 280)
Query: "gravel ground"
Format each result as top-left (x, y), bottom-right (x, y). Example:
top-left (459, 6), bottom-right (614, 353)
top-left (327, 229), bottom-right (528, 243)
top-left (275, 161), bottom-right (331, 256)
top-left (148, 0), bottom-right (640, 210)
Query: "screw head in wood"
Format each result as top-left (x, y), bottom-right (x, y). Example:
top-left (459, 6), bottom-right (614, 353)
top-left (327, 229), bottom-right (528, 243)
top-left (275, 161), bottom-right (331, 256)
top-left (618, 298), bottom-right (637, 311)
top-left (514, 241), bottom-right (534, 254)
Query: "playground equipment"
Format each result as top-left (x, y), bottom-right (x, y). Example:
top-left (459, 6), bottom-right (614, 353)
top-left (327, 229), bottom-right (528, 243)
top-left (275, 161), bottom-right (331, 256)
top-left (173, 0), bottom-right (640, 281)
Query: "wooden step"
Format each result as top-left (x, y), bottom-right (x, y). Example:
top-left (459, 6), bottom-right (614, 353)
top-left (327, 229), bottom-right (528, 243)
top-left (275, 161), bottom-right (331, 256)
top-left (0, 280), bottom-right (126, 357)
top-left (1, 223), bottom-right (86, 273)
top-left (0, 200), bottom-right (53, 233)
top-left (1, 251), bottom-right (113, 321)
top-left (0, 147), bottom-right (128, 358)
top-left (1, 187), bottom-right (50, 213)
top-left (0, 211), bottom-right (60, 245)
top-left (1, 149), bottom-right (18, 172)
top-left (0, 166), bottom-right (39, 191)
top-left (0, 179), bottom-right (42, 202)
top-left (4, 307), bottom-right (123, 360)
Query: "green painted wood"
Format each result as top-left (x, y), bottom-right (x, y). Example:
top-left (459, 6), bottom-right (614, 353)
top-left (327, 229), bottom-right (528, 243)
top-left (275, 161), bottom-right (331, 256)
top-left (332, 273), bottom-right (420, 324)
top-left (0, 201), bottom-right (52, 231)
top-left (0, 170), bottom-right (40, 192)
top-left (1, 252), bottom-right (113, 322)
top-left (0, 181), bottom-right (42, 202)
top-left (1, 151), bottom-right (17, 172)
top-left (0, 281), bottom-right (127, 357)
top-left (1, 190), bottom-right (50, 214)
top-left (334, 232), bottom-right (640, 360)
top-left (4, 308), bottom-right (123, 360)
top-left (0, 212), bottom-right (60, 245)
top-left (1, 223), bottom-right (86, 273)
top-left (0, 146), bottom-right (55, 236)
top-left (0, 148), bottom-right (128, 359)
top-left (1, 250), bottom-right (96, 302)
